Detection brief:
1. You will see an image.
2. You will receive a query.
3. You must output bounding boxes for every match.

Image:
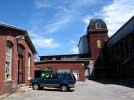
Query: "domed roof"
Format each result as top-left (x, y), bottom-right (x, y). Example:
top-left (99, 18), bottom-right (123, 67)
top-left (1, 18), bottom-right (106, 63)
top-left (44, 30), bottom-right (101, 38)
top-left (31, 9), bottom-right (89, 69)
top-left (87, 19), bottom-right (108, 34)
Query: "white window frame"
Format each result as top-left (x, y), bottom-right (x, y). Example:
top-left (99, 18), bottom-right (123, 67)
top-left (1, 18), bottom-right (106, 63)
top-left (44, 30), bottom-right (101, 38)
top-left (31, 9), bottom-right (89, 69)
top-left (95, 23), bottom-right (101, 29)
top-left (28, 55), bottom-right (31, 80)
top-left (5, 42), bottom-right (13, 80)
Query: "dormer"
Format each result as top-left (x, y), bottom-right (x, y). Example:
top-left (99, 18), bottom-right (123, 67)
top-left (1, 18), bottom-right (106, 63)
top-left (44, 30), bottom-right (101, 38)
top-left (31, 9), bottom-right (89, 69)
top-left (95, 23), bottom-right (101, 29)
top-left (87, 19), bottom-right (108, 34)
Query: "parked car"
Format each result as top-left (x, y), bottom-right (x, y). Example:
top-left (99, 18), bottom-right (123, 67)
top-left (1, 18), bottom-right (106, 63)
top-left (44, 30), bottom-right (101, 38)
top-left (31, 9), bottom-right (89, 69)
top-left (31, 72), bottom-right (76, 92)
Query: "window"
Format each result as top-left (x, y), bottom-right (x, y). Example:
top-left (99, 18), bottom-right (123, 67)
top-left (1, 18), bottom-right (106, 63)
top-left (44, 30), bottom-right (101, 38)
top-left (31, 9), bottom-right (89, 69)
top-left (97, 40), bottom-right (102, 48)
top-left (57, 73), bottom-right (63, 79)
top-left (64, 74), bottom-right (73, 80)
top-left (52, 58), bottom-right (56, 60)
top-left (46, 66), bottom-right (52, 71)
top-left (28, 54), bottom-right (31, 80)
top-left (41, 72), bottom-right (52, 79)
top-left (95, 23), bottom-right (101, 29)
top-left (58, 69), bottom-right (70, 73)
top-left (5, 41), bottom-right (13, 80)
top-left (56, 57), bottom-right (61, 60)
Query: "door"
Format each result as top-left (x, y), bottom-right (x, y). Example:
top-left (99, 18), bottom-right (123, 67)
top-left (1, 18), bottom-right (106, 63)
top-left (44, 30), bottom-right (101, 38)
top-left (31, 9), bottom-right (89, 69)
top-left (43, 73), bottom-right (59, 87)
top-left (73, 70), bottom-right (79, 80)
top-left (18, 55), bottom-right (24, 84)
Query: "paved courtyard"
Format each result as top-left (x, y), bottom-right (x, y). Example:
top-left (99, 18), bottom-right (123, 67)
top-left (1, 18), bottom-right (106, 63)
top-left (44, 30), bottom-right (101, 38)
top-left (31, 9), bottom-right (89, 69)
top-left (3, 80), bottom-right (134, 100)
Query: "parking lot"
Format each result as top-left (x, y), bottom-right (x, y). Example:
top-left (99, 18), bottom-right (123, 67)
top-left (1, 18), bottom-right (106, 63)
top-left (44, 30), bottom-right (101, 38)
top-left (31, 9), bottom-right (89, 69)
top-left (3, 80), bottom-right (134, 100)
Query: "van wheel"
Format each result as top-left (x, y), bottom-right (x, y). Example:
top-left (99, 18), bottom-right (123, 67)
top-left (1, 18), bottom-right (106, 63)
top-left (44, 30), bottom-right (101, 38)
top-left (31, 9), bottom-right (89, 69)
top-left (32, 83), bottom-right (39, 90)
top-left (61, 85), bottom-right (68, 92)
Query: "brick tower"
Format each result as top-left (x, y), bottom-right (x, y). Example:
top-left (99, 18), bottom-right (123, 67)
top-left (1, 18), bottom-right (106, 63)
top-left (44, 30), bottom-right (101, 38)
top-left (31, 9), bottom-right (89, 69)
top-left (87, 19), bottom-right (108, 63)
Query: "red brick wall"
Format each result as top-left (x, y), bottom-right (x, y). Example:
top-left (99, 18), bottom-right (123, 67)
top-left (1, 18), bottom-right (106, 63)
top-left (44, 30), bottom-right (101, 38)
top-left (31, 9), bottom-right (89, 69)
top-left (0, 31), bottom-right (35, 95)
top-left (88, 34), bottom-right (108, 63)
top-left (18, 40), bottom-right (35, 85)
top-left (35, 62), bottom-right (85, 81)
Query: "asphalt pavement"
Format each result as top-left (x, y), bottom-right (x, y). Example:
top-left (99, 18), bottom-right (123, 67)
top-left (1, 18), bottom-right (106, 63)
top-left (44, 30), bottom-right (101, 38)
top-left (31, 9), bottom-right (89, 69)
top-left (3, 80), bottom-right (134, 100)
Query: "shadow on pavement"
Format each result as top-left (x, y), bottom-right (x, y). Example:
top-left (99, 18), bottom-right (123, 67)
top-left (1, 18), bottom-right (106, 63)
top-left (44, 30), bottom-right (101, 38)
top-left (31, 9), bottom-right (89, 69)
top-left (93, 80), bottom-right (134, 88)
top-left (36, 88), bottom-right (75, 92)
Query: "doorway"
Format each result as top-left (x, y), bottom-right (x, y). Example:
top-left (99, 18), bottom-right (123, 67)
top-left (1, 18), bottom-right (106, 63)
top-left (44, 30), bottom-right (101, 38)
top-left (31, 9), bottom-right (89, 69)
top-left (18, 45), bottom-right (24, 84)
top-left (18, 55), bottom-right (24, 84)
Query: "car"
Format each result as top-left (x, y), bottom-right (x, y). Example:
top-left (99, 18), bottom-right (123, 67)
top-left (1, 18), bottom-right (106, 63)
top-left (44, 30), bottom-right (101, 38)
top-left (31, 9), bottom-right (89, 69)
top-left (31, 72), bottom-right (76, 92)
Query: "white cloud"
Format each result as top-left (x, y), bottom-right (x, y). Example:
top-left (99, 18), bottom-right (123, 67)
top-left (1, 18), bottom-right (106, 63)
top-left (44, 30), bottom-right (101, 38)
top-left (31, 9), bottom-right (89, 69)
top-left (71, 47), bottom-right (79, 54)
top-left (83, 15), bottom-right (92, 25)
top-left (83, 15), bottom-right (93, 32)
top-left (33, 0), bottom-right (100, 34)
top-left (70, 40), bottom-right (77, 44)
top-left (35, 0), bottom-right (50, 8)
top-left (44, 17), bottom-right (71, 34)
top-left (32, 38), bottom-right (59, 48)
top-left (99, 0), bottom-right (134, 36)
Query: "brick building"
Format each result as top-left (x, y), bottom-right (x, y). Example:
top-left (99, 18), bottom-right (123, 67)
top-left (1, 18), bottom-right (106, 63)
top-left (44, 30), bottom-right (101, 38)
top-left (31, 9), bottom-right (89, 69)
top-left (35, 19), bottom-right (108, 80)
top-left (94, 16), bottom-right (134, 79)
top-left (0, 23), bottom-right (36, 95)
top-left (78, 19), bottom-right (108, 78)
top-left (78, 19), bottom-right (108, 62)
top-left (35, 60), bottom-right (85, 81)
top-left (35, 54), bottom-right (91, 81)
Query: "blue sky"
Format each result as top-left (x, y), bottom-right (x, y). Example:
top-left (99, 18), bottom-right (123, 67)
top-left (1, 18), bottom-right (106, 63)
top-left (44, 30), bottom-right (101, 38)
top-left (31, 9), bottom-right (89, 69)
top-left (0, 0), bottom-right (133, 56)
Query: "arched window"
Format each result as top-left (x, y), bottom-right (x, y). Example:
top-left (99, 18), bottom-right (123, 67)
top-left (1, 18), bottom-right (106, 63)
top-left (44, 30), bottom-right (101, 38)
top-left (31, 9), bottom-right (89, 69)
top-left (28, 54), bottom-right (31, 80)
top-left (95, 23), bottom-right (101, 29)
top-left (5, 41), bottom-right (13, 80)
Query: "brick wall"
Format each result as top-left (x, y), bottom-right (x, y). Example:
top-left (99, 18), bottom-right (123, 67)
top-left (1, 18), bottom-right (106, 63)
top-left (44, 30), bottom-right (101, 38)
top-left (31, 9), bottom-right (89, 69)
top-left (0, 30), bottom-right (35, 95)
top-left (0, 35), bottom-right (18, 95)
top-left (88, 34), bottom-right (108, 63)
top-left (35, 62), bottom-right (85, 81)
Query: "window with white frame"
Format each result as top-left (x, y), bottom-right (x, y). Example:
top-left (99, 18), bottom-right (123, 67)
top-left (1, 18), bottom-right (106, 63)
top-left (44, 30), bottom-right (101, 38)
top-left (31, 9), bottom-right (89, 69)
top-left (95, 23), bottom-right (101, 29)
top-left (5, 41), bottom-right (13, 80)
top-left (28, 54), bottom-right (31, 80)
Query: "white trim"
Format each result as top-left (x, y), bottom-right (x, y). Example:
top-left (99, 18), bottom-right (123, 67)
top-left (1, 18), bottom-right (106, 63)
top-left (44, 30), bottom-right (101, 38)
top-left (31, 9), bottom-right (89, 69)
top-left (95, 23), bottom-right (101, 29)
top-left (5, 42), bottom-right (12, 80)
top-left (28, 55), bottom-right (31, 80)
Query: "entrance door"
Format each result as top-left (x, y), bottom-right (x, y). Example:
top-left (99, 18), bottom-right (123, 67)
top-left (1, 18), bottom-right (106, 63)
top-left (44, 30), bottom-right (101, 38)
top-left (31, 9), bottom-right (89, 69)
top-left (18, 55), bottom-right (24, 84)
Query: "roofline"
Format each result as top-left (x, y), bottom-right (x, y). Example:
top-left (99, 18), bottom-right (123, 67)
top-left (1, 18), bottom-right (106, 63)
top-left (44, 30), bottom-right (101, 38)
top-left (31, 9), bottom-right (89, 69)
top-left (77, 34), bottom-right (87, 46)
top-left (35, 60), bottom-right (90, 64)
top-left (0, 22), bottom-right (26, 32)
top-left (39, 53), bottom-right (86, 57)
top-left (107, 16), bottom-right (134, 45)
top-left (24, 31), bottom-right (37, 54)
top-left (88, 29), bottom-right (108, 32)
top-left (0, 22), bottom-right (37, 53)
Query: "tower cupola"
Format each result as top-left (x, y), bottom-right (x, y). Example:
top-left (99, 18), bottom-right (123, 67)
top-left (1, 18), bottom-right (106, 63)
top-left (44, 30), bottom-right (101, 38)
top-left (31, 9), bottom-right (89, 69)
top-left (87, 19), bottom-right (108, 34)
